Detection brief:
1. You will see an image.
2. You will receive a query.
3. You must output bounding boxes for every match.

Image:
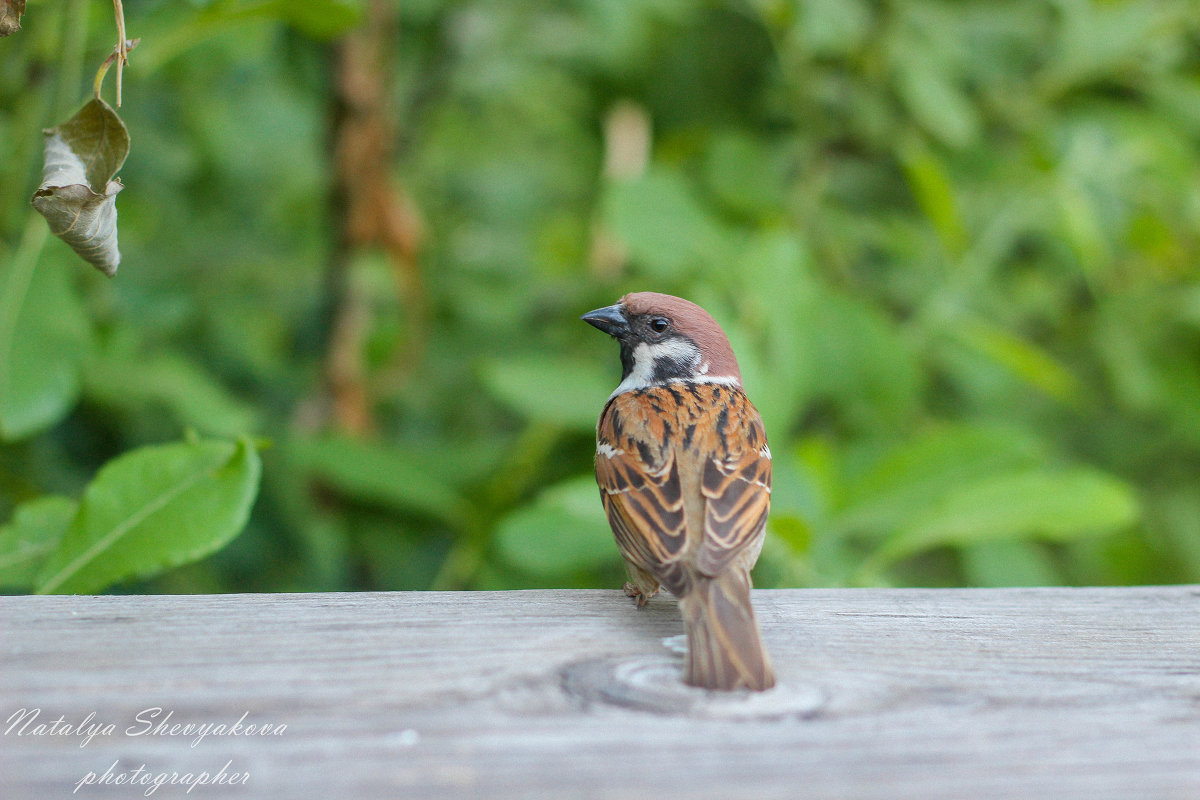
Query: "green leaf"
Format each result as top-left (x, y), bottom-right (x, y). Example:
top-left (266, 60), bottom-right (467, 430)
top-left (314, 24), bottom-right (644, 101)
top-left (495, 476), bottom-right (615, 576)
top-left (479, 355), bottom-right (613, 432)
top-left (31, 99), bottom-right (130, 275)
top-left (894, 53), bottom-right (979, 149)
top-left (136, 0), bottom-right (365, 73)
top-left (898, 135), bottom-right (968, 256)
top-left (836, 423), bottom-right (1046, 535)
top-left (0, 240), bottom-right (91, 440)
top-left (265, 0), bottom-right (364, 38)
top-left (293, 435), bottom-right (466, 525)
top-left (0, 496), bottom-right (76, 589)
top-left (769, 514), bottom-right (813, 556)
top-left (955, 320), bottom-right (1081, 404)
top-left (704, 132), bottom-right (785, 218)
top-left (805, 290), bottom-right (921, 428)
top-left (788, 435), bottom-right (841, 522)
top-left (960, 540), bottom-right (1060, 587)
top-left (1046, 0), bottom-right (1173, 94)
top-left (734, 231), bottom-right (818, 437)
top-left (84, 340), bottom-right (259, 438)
top-left (871, 468), bottom-right (1140, 568)
top-left (602, 167), bottom-right (727, 277)
top-left (793, 0), bottom-right (871, 56)
top-left (35, 437), bottom-right (262, 594)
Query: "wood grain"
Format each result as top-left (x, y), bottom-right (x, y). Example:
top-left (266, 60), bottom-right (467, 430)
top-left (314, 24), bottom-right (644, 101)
top-left (2, 587), bottom-right (1199, 799)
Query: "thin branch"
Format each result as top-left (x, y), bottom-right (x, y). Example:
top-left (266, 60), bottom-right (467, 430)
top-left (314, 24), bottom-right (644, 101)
top-left (113, 0), bottom-right (128, 105)
top-left (93, 37), bottom-right (140, 102)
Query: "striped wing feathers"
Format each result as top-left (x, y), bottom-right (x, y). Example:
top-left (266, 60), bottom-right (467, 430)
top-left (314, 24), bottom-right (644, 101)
top-left (596, 384), bottom-right (771, 586)
top-left (697, 445), bottom-right (771, 575)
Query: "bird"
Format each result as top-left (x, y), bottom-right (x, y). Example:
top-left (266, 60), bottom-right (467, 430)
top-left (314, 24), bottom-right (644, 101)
top-left (581, 292), bottom-right (775, 691)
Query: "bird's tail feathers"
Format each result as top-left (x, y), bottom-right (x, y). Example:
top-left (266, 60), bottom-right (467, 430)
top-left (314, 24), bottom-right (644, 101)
top-left (679, 569), bottom-right (775, 691)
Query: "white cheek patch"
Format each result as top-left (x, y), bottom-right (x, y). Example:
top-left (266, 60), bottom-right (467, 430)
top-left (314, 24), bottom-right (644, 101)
top-left (609, 340), bottom-right (744, 398)
top-left (647, 338), bottom-right (702, 376)
top-left (610, 339), bottom-right (699, 398)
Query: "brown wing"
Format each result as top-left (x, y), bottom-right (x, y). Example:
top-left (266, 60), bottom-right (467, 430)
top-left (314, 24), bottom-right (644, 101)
top-left (695, 391), bottom-right (771, 577)
top-left (595, 394), bottom-right (690, 594)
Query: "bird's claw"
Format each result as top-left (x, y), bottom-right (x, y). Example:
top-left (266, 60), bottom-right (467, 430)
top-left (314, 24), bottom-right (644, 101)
top-left (623, 581), bottom-right (658, 607)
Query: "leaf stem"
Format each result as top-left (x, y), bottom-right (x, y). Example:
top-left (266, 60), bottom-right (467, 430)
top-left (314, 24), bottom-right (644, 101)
top-left (113, 0), bottom-right (127, 106)
top-left (93, 37), bottom-right (140, 103)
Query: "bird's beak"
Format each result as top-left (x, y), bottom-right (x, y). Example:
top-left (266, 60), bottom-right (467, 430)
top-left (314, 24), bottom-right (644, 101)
top-left (581, 303), bottom-right (629, 337)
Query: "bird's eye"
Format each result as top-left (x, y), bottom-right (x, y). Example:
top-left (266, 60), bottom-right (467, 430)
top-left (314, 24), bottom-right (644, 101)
top-left (649, 317), bottom-right (670, 334)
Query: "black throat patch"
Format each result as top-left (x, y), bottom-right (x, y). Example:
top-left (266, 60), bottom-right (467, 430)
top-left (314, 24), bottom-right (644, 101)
top-left (650, 349), bottom-right (697, 383)
top-left (618, 335), bottom-right (701, 385)
top-left (618, 340), bottom-right (636, 380)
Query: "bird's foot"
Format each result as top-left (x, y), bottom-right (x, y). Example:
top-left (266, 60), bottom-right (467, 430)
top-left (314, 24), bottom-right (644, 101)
top-left (623, 581), bottom-right (659, 607)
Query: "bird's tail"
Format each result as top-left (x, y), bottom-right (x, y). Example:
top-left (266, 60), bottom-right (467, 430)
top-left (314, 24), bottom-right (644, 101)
top-left (678, 569), bottom-right (775, 691)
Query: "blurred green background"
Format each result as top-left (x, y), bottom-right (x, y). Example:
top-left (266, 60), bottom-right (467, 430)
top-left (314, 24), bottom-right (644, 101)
top-left (2, 0), bottom-right (1199, 593)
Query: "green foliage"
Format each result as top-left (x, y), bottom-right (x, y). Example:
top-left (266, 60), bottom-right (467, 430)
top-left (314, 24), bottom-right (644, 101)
top-left (495, 477), bottom-right (614, 577)
top-left (2, 0), bottom-right (1199, 594)
top-left (0, 495), bottom-right (75, 587)
top-left (0, 437), bottom-right (261, 594)
top-left (291, 434), bottom-right (465, 524)
top-left (0, 229), bottom-right (90, 438)
top-left (867, 468), bottom-right (1140, 571)
top-left (479, 356), bottom-right (612, 432)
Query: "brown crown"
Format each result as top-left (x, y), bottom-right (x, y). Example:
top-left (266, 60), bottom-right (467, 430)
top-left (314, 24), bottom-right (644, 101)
top-left (620, 292), bottom-right (742, 381)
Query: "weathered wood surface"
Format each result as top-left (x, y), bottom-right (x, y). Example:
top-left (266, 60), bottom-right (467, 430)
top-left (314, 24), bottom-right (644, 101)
top-left (2, 587), bottom-right (1198, 799)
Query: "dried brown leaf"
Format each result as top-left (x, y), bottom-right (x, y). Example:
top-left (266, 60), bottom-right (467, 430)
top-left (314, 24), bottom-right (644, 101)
top-left (30, 98), bottom-right (130, 276)
top-left (0, 0), bottom-right (25, 37)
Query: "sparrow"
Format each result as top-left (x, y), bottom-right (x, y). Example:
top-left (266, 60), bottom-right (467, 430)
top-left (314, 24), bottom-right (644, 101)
top-left (582, 292), bottom-right (775, 691)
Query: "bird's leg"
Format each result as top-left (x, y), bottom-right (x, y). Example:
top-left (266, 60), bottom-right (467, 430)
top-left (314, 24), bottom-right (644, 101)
top-left (623, 565), bottom-right (661, 607)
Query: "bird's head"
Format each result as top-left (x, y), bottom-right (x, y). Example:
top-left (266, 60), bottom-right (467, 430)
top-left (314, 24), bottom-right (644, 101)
top-left (581, 292), bottom-right (742, 396)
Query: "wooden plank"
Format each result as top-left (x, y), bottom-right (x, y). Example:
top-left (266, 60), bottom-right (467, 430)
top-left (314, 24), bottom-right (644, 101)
top-left (2, 587), bottom-right (1199, 799)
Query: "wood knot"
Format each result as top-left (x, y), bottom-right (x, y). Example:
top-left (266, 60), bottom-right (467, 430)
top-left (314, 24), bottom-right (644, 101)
top-left (561, 654), bottom-right (824, 719)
